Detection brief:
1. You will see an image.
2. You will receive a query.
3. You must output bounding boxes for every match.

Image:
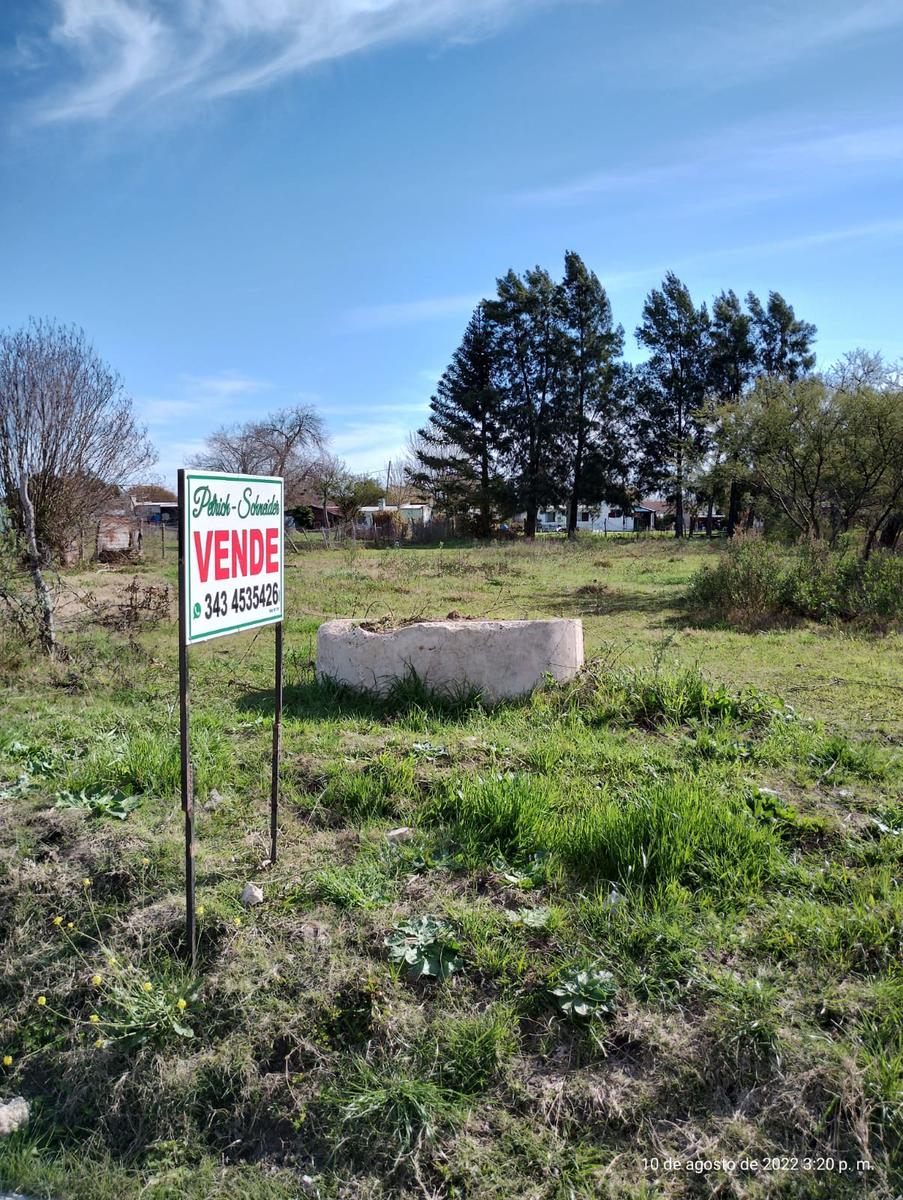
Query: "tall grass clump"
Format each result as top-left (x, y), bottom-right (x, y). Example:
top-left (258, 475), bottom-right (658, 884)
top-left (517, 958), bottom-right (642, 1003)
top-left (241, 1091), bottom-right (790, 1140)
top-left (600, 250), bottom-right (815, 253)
top-left (60, 720), bottom-right (233, 800)
top-left (556, 779), bottom-right (780, 892)
top-left (424, 1006), bottom-right (519, 1093)
top-left (601, 666), bottom-right (783, 731)
top-left (326, 1056), bottom-right (462, 1165)
top-left (421, 773), bottom-right (781, 894)
top-left (688, 535), bottom-right (903, 625)
top-left (323, 754), bottom-right (416, 821)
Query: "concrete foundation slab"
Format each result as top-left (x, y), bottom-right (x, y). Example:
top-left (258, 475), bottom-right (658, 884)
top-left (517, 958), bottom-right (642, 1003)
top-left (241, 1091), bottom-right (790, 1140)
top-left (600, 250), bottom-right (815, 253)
top-left (316, 617), bottom-right (583, 702)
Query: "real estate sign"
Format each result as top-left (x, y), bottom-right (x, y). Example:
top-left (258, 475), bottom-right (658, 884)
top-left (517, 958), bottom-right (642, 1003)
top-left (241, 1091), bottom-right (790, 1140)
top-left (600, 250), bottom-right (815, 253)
top-left (182, 470), bottom-right (284, 644)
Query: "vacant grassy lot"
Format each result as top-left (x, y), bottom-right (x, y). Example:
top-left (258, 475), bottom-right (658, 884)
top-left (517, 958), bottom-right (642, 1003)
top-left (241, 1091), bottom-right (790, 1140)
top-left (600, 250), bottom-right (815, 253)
top-left (1, 536), bottom-right (901, 1199)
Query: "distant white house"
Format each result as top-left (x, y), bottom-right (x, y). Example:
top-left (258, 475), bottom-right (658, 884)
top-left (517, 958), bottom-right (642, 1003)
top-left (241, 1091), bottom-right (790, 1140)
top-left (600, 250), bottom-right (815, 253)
top-left (535, 502), bottom-right (656, 533)
top-left (359, 499), bottom-right (432, 528)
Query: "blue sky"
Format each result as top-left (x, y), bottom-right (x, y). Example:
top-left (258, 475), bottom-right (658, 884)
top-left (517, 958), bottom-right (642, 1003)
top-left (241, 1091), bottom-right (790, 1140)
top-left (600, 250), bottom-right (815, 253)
top-left (2, 0), bottom-right (901, 488)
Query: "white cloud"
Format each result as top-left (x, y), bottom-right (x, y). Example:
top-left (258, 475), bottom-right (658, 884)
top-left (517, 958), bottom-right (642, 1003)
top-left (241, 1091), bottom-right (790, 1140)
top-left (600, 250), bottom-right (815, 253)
top-left (329, 389), bottom-right (431, 473)
top-left (28, 0), bottom-right (551, 123)
top-left (41, 0), bottom-right (169, 122)
top-left (343, 292), bottom-right (482, 331)
top-left (138, 397), bottom-right (208, 425)
top-left (599, 217), bottom-right (903, 303)
top-left (634, 0), bottom-right (903, 90)
top-left (147, 437), bottom-right (210, 489)
top-left (728, 217), bottom-right (903, 257)
top-left (517, 120), bottom-right (903, 207)
top-left (180, 371), bottom-right (270, 397)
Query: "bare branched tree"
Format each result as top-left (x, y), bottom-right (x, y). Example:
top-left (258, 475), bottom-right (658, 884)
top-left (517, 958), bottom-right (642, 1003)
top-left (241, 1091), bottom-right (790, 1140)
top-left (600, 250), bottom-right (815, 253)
top-left (403, 427), bottom-right (463, 515)
top-left (307, 453), bottom-right (348, 529)
top-left (383, 456), bottom-right (415, 508)
top-left (0, 319), bottom-right (156, 654)
top-left (192, 403), bottom-right (325, 503)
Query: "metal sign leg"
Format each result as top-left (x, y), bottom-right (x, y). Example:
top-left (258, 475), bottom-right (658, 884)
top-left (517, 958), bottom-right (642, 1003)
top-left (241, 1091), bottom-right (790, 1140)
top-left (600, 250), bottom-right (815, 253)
top-left (270, 621), bottom-right (283, 864)
top-left (177, 469), bottom-right (197, 968)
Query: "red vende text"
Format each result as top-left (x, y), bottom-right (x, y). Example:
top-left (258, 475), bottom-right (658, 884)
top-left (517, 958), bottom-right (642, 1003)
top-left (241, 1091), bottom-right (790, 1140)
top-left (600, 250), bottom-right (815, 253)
top-left (193, 528), bottom-right (280, 582)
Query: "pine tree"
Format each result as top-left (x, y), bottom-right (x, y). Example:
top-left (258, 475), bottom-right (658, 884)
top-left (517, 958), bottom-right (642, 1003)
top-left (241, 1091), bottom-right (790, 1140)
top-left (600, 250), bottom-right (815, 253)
top-left (557, 251), bottom-right (626, 538)
top-left (708, 290), bottom-right (757, 537)
top-left (485, 267), bottom-right (565, 539)
top-left (634, 273), bottom-right (710, 537)
top-left (411, 306), bottom-right (505, 537)
top-left (746, 291), bottom-right (816, 380)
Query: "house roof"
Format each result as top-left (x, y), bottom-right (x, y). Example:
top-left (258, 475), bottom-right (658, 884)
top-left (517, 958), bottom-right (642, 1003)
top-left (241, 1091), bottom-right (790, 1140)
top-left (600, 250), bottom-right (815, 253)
top-left (292, 495), bottom-right (341, 514)
top-left (639, 497), bottom-right (672, 514)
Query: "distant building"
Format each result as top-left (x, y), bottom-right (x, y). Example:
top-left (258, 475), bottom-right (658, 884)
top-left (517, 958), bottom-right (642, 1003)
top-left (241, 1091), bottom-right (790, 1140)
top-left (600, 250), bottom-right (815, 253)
top-left (534, 501), bottom-right (657, 533)
top-left (132, 501), bottom-right (179, 525)
top-left (64, 493), bottom-right (141, 563)
top-left (359, 500), bottom-right (432, 527)
top-left (286, 494), bottom-right (342, 527)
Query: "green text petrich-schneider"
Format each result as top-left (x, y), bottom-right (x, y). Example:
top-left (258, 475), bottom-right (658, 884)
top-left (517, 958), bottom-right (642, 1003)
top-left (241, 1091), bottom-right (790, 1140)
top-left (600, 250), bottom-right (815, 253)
top-left (184, 472), bottom-right (284, 643)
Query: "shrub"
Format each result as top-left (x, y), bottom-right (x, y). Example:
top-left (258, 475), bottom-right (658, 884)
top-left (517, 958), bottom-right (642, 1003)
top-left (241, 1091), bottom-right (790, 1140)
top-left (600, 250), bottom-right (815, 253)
top-left (687, 534), bottom-right (785, 623)
top-left (784, 544), bottom-right (903, 622)
top-left (688, 535), bottom-right (903, 625)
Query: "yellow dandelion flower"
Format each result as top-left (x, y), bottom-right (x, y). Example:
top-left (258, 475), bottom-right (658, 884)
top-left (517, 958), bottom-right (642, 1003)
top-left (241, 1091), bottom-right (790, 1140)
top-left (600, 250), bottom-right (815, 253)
top-left (92, 974), bottom-right (102, 987)
top-left (142, 981), bottom-right (153, 992)
top-left (36, 995), bottom-right (47, 1007)
top-left (94, 1038), bottom-right (104, 1049)
top-left (52, 916), bottom-right (63, 926)
top-left (66, 922), bottom-right (74, 929)
top-left (82, 878), bottom-right (92, 887)
top-left (141, 857), bottom-right (150, 866)
top-left (2, 1055), bottom-right (12, 1067)
top-left (233, 917), bottom-right (242, 927)
top-left (177, 998), bottom-right (187, 1010)
top-left (196, 906), bottom-right (205, 916)
top-left (89, 1014), bottom-right (100, 1024)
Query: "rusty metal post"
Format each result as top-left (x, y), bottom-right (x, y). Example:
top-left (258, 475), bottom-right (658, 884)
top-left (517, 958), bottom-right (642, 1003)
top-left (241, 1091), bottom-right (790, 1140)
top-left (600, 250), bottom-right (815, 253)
top-left (270, 621), bottom-right (283, 864)
top-left (177, 469), bottom-right (196, 968)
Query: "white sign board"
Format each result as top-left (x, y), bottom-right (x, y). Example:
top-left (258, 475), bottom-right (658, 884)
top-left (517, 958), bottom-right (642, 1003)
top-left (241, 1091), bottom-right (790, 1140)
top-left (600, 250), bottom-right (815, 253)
top-left (182, 471), bottom-right (284, 644)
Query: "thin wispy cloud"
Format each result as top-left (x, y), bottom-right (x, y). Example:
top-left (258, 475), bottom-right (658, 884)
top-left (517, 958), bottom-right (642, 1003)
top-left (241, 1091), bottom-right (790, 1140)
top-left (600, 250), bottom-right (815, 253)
top-left (137, 372), bottom-right (269, 436)
top-left (26, 0), bottom-right (552, 124)
top-left (343, 292), bottom-right (483, 331)
top-left (138, 398), bottom-right (207, 426)
top-left (634, 0), bottom-right (903, 90)
top-left (601, 217), bottom-right (903, 301)
top-left (517, 120), bottom-right (903, 206)
top-left (729, 217), bottom-right (903, 258)
top-left (331, 420), bottom-right (423, 476)
top-left (181, 372), bottom-right (270, 398)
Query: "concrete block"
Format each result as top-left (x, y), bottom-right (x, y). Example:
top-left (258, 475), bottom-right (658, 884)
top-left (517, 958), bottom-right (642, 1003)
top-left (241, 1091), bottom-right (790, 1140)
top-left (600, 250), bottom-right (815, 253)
top-left (317, 617), bottom-right (583, 702)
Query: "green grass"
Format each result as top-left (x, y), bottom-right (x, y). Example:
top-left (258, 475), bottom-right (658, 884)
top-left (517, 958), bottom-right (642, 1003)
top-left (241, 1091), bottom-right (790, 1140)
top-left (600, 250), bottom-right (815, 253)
top-left (0, 534), bottom-right (901, 1199)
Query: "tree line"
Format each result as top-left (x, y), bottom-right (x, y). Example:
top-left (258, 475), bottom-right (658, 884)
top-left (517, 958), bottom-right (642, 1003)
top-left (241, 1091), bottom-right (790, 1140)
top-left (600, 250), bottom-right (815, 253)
top-left (409, 253), bottom-right (903, 552)
top-left (2, 272), bottom-right (901, 651)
